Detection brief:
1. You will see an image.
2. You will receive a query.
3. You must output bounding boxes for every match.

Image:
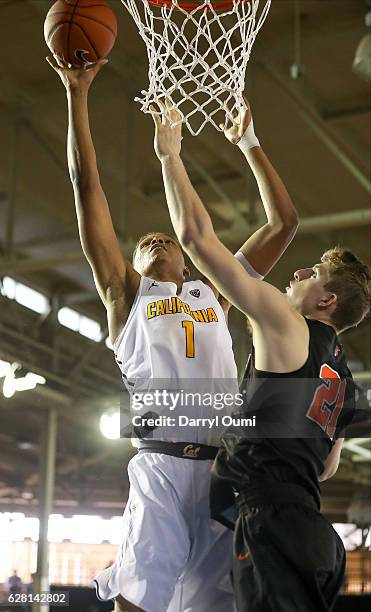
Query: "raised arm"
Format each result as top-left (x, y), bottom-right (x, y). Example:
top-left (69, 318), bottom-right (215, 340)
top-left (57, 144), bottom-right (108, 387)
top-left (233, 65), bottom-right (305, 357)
top-left (151, 103), bottom-right (301, 338)
top-left (221, 101), bottom-right (298, 277)
top-left (47, 56), bottom-right (140, 341)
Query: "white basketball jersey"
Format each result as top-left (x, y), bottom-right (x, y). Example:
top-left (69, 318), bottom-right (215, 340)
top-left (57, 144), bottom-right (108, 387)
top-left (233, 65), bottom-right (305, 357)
top-left (114, 276), bottom-right (237, 381)
top-left (114, 256), bottom-right (261, 443)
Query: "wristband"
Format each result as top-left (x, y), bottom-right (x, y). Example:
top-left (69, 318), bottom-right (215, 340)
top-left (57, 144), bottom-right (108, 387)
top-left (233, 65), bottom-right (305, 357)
top-left (234, 252), bottom-right (264, 280)
top-left (237, 117), bottom-right (260, 154)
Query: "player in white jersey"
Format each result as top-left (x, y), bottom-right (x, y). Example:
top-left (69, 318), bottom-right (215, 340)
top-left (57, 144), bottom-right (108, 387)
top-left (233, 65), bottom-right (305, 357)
top-left (47, 55), bottom-right (298, 612)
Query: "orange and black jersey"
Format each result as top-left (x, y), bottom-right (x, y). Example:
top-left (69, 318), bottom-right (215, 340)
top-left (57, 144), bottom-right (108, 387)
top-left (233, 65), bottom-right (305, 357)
top-left (211, 319), bottom-right (356, 524)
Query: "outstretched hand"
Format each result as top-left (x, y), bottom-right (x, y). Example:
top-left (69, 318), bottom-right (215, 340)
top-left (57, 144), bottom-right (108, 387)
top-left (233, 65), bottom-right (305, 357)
top-left (150, 99), bottom-right (183, 161)
top-left (220, 96), bottom-right (253, 145)
top-left (46, 54), bottom-right (108, 92)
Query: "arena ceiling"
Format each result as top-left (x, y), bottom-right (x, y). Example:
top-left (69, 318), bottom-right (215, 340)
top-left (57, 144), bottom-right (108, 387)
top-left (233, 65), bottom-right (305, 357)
top-left (0, 0), bottom-right (370, 524)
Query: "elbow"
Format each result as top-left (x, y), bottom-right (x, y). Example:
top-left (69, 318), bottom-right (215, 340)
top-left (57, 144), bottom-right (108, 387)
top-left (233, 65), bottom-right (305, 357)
top-left (270, 210), bottom-right (299, 241)
top-left (319, 465), bottom-right (338, 482)
top-left (70, 172), bottom-right (100, 194)
top-left (318, 471), bottom-right (329, 482)
top-left (179, 230), bottom-right (197, 251)
top-left (179, 231), bottom-right (211, 264)
top-left (287, 210), bottom-right (299, 235)
top-left (68, 152), bottom-right (82, 186)
top-left (177, 226), bottom-right (193, 249)
top-left (179, 233), bottom-right (204, 258)
top-left (178, 225), bottom-right (210, 253)
top-left (68, 157), bottom-right (100, 191)
top-left (69, 164), bottom-right (83, 189)
top-left (176, 208), bottom-right (216, 255)
top-left (280, 208), bottom-right (299, 235)
top-left (70, 174), bottom-right (84, 197)
top-left (69, 170), bottom-right (80, 188)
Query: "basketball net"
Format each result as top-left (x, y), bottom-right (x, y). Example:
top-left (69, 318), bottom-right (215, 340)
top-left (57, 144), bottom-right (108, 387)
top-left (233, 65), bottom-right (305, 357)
top-left (121, 0), bottom-right (271, 135)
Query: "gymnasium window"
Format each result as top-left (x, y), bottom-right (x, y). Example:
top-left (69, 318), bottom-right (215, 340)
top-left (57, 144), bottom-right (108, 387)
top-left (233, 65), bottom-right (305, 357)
top-left (0, 514), bottom-right (369, 592)
top-left (0, 513), bottom-right (122, 587)
top-left (1, 277), bottom-right (107, 346)
top-left (1, 276), bottom-right (49, 315)
top-left (57, 307), bottom-right (102, 342)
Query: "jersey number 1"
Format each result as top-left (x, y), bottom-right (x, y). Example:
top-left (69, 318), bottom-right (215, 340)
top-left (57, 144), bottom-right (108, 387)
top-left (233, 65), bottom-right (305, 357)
top-left (182, 321), bottom-right (195, 358)
top-left (306, 363), bottom-right (346, 439)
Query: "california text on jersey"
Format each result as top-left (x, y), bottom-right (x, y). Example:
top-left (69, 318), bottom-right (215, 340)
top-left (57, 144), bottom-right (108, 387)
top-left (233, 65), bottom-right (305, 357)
top-left (147, 297), bottom-right (219, 323)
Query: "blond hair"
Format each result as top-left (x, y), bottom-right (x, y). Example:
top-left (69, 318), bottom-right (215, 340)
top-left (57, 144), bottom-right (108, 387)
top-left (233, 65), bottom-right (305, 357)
top-left (321, 247), bottom-right (370, 331)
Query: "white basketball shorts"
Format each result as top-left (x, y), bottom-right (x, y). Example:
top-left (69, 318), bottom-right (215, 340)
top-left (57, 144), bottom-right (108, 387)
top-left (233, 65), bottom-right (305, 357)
top-left (94, 451), bottom-right (234, 612)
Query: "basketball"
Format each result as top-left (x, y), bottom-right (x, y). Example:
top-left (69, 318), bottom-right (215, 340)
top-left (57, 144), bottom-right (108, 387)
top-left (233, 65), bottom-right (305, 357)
top-left (44, 0), bottom-right (117, 67)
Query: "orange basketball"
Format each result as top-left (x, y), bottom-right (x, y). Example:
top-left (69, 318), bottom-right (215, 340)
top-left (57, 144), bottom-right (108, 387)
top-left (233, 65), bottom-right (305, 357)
top-left (44, 0), bottom-right (117, 67)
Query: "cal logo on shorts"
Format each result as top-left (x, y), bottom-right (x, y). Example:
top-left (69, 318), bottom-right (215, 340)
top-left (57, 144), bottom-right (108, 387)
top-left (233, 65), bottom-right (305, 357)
top-left (182, 444), bottom-right (201, 458)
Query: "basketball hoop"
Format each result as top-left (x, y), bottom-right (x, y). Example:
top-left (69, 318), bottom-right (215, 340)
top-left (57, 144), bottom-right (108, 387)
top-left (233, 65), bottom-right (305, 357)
top-left (146, 0), bottom-right (240, 9)
top-left (121, 0), bottom-right (271, 135)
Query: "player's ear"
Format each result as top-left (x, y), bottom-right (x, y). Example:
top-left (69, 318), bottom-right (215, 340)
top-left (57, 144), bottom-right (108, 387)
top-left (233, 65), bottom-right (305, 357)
top-left (183, 266), bottom-right (191, 279)
top-left (318, 292), bottom-right (337, 309)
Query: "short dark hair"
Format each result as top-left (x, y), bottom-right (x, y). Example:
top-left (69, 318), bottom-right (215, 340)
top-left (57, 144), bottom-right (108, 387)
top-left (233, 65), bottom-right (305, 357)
top-left (321, 247), bottom-right (370, 331)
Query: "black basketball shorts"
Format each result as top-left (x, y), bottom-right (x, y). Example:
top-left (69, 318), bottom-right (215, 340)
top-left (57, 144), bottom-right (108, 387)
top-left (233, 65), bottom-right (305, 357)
top-left (233, 503), bottom-right (346, 612)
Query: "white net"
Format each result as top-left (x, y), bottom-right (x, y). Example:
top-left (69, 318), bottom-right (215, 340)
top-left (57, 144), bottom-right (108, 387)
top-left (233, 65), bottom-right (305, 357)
top-left (121, 0), bottom-right (271, 135)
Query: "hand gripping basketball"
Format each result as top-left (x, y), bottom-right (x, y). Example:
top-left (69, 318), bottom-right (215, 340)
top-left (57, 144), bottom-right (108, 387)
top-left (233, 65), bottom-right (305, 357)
top-left (46, 54), bottom-right (108, 92)
top-left (44, 0), bottom-right (117, 68)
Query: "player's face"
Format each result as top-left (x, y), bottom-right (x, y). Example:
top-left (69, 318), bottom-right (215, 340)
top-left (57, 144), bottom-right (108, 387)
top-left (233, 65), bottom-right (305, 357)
top-left (134, 233), bottom-right (187, 278)
top-left (285, 262), bottom-right (336, 316)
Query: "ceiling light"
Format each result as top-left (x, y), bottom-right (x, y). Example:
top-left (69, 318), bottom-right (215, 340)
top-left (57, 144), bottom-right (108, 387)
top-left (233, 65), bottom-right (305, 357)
top-left (21, 491), bottom-right (33, 500)
top-left (57, 307), bottom-right (102, 342)
top-left (1, 276), bottom-right (49, 315)
top-left (79, 316), bottom-right (102, 342)
top-left (100, 411), bottom-right (120, 440)
top-left (17, 441), bottom-right (35, 451)
top-left (57, 306), bottom-right (80, 332)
